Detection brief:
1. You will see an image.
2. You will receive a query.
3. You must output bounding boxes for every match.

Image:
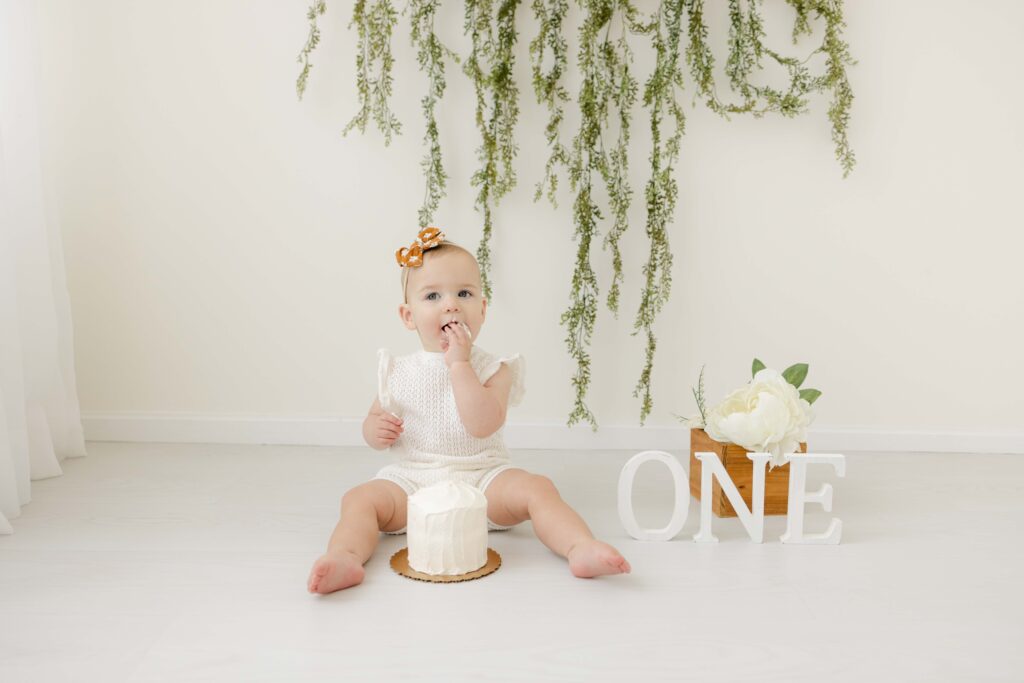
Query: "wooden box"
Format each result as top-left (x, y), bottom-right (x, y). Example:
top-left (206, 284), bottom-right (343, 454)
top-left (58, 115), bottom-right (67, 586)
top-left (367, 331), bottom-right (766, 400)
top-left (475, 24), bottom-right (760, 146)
top-left (689, 428), bottom-right (807, 518)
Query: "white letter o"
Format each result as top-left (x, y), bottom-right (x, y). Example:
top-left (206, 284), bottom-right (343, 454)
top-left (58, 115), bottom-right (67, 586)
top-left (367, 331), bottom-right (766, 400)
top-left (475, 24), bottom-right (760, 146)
top-left (617, 450), bottom-right (689, 541)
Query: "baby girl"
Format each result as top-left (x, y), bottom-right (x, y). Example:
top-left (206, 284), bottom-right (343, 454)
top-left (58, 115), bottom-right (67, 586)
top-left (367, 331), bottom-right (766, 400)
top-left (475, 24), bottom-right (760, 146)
top-left (307, 228), bottom-right (631, 594)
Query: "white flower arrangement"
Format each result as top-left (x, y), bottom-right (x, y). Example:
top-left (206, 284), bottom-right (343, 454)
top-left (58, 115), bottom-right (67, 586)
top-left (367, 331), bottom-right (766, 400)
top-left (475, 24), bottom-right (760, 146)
top-left (684, 359), bottom-right (823, 469)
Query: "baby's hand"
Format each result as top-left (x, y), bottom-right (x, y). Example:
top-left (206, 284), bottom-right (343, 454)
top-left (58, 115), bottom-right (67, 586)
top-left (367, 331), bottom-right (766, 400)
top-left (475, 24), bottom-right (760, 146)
top-left (441, 321), bottom-right (472, 367)
top-left (369, 406), bottom-right (403, 449)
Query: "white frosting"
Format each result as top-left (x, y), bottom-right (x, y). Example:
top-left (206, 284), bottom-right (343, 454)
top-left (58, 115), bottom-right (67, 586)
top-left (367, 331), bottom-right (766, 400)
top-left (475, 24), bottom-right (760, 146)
top-left (407, 481), bottom-right (488, 575)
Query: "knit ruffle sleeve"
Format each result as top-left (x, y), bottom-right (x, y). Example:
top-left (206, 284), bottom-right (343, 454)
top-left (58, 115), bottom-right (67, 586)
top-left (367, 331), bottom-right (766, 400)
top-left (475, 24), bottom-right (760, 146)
top-left (478, 353), bottom-right (525, 408)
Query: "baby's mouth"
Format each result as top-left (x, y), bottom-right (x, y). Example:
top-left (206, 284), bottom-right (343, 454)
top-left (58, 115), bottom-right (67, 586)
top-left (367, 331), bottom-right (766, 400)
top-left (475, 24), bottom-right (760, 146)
top-left (440, 320), bottom-right (470, 338)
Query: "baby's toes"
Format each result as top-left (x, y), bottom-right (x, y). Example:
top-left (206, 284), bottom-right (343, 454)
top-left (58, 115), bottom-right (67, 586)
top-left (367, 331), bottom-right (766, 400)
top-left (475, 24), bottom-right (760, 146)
top-left (569, 541), bottom-right (631, 578)
top-left (307, 559), bottom-right (330, 592)
top-left (307, 553), bottom-right (366, 594)
top-left (612, 555), bottom-right (631, 574)
top-left (600, 546), bottom-right (630, 574)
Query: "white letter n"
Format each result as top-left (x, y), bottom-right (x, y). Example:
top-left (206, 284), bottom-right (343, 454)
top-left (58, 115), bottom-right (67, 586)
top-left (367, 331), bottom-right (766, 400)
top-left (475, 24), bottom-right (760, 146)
top-left (692, 451), bottom-right (770, 543)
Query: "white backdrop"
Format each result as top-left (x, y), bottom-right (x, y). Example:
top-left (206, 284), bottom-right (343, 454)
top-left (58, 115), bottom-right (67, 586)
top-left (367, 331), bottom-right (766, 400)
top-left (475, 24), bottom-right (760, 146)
top-left (31, 1), bottom-right (1024, 451)
top-left (1, 0), bottom-right (87, 533)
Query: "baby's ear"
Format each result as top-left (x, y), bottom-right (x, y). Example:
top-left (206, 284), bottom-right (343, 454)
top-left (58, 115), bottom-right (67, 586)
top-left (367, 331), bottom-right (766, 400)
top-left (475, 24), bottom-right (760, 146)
top-left (398, 303), bottom-right (416, 330)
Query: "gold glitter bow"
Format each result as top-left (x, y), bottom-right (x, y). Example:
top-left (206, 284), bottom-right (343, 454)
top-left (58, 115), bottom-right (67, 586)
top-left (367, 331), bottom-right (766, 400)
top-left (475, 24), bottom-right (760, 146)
top-left (395, 227), bottom-right (445, 268)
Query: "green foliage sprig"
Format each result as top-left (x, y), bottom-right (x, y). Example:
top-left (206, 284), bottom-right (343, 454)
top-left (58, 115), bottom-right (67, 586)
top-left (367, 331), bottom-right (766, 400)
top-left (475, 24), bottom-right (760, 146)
top-left (724, 0), bottom-right (763, 105)
top-left (602, 4), bottom-right (640, 319)
top-left (561, 0), bottom-right (639, 429)
top-left (296, 1), bottom-right (327, 101)
top-left (464, 0), bottom-right (522, 300)
top-left (529, 0), bottom-right (570, 206)
top-left (811, 0), bottom-right (857, 176)
top-left (559, 0), bottom-right (606, 429)
top-left (629, 0), bottom-right (685, 425)
top-left (410, 0), bottom-right (459, 226)
top-left (685, 0), bottom-right (856, 175)
top-left (691, 364), bottom-right (707, 424)
top-left (344, 0), bottom-right (402, 145)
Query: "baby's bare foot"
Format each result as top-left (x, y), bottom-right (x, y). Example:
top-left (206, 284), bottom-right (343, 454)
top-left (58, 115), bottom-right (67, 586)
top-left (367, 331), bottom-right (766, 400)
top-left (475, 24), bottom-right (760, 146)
top-left (567, 539), bottom-right (631, 578)
top-left (307, 551), bottom-right (365, 594)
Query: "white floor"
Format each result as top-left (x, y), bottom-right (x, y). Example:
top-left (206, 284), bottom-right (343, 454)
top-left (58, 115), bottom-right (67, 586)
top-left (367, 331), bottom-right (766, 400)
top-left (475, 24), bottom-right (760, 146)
top-left (1, 443), bottom-right (1022, 682)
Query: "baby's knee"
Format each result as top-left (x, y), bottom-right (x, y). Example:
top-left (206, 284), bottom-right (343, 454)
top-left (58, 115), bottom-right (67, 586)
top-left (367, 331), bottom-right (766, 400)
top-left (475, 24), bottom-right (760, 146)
top-left (340, 487), bottom-right (369, 515)
top-left (527, 474), bottom-right (559, 499)
top-left (342, 482), bottom-right (376, 502)
top-left (341, 480), bottom-right (407, 530)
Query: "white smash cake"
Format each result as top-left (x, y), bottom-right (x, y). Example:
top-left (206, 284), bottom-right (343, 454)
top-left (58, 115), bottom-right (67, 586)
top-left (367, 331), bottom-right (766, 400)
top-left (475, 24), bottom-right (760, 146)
top-left (406, 481), bottom-right (488, 576)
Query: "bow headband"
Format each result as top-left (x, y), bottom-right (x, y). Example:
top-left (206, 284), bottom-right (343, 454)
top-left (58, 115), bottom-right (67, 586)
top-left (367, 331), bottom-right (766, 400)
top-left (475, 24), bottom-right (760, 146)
top-left (395, 227), bottom-right (445, 268)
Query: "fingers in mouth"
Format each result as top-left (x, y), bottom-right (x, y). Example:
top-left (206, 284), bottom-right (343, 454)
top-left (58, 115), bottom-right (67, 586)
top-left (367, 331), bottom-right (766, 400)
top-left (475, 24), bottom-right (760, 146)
top-left (440, 322), bottom-right (473, 344)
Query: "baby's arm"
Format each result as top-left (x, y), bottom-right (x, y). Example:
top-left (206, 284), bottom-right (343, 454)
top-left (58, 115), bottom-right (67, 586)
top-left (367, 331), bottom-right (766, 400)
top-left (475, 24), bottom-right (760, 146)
top-left (363, 397), bottom-right (403, 450)
top-left (449, 362), bottom-right (513, 439)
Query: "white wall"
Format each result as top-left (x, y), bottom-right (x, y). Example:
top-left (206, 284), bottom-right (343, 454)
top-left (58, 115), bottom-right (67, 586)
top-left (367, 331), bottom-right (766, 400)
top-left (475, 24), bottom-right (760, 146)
top-left (32, 1), bottom-right (1024, 450)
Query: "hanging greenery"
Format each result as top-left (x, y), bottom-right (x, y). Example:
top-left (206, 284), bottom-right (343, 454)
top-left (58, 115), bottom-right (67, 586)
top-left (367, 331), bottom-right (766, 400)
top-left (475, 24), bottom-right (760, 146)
top-left (301, 0), bottom-right (403, 144)
top-left (410, 0), bottom-right (458, 226)
top-left (630, 0), bottom-right (686, 425)
top-left (529, 0), bottom-right (570, 207)
top-left (560, 0), bottom-right (640, 427)
top-left (295, 0), bottom-right (327, 102)
top-left (463, 0), bottom-right (522, 300)
top-left (296, 0), bottom-right (856, 428)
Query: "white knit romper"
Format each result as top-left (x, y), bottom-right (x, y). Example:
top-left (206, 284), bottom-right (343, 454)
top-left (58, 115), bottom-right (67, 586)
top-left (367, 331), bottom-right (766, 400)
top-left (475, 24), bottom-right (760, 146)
top-left (373, 346), bottom-right (526, 533)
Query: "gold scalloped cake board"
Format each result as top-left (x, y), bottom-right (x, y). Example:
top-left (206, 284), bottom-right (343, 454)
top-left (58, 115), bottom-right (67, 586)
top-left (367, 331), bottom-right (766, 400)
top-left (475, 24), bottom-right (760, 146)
top-left (390, 547), bottom-right (501, 583)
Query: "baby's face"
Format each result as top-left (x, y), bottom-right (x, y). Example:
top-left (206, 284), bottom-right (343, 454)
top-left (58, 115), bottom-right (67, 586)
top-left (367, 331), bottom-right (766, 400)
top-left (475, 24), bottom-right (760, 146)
top-left (399, 249), bottom-right (487, 352)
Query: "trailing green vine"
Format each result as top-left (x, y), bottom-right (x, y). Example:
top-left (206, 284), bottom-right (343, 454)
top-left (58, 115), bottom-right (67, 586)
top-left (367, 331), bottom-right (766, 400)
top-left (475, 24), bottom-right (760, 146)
top-left (686, 0), bottom-right (856, 175)
top-left (410, 0), bottom-right (458, 226)
top-left (602, 3), bottom-right (640, 320)
top-left (295, 1), bottom-right (327, 101)
top-left (559, 1), bottom-right (605, 429)
top-left (561, 0), bottom-right (640, 428)
top-left (343, 0), bottom-right (401, 145)
top-left (809, 0), bottom-right (857, 176)
top-left (295, 1), bottom-right (857, 427)
top-left (724, 0), bottom-right (763, 107)
top-left (629, 0), bottom-right (685, 425)
top-left (464, 0), bottom-right (522, 301)
top-left (529, 0), bottom-right (570, 206)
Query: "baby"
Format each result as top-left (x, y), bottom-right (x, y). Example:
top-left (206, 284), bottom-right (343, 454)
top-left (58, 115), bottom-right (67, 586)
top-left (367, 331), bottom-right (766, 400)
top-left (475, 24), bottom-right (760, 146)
top-left (308, 228), bottom-right (630, 594)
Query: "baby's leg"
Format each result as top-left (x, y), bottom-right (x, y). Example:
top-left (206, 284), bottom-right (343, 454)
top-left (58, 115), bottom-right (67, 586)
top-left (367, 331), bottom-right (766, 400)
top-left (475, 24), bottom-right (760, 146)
top-left (307, 479), bottom-right (407, 594)
top-left (485, 469), bottom-right (630, 578)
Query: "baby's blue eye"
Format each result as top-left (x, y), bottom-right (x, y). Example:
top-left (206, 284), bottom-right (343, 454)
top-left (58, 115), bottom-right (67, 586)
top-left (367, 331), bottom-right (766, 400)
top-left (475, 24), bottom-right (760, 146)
top-left (426, 292), bottom-right (439, 301)
top-left (459, 290), bottom-right (472, 298)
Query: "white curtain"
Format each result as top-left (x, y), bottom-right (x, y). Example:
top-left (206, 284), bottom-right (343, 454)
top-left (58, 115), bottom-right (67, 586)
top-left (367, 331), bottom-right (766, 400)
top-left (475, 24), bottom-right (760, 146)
top-left (0, 0), bottom-right (87, 534)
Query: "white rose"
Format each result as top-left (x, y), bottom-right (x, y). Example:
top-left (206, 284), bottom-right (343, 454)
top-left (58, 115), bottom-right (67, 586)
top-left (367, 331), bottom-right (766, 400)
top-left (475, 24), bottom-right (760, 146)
top-left (704, 368), bottom-right (814, 468)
